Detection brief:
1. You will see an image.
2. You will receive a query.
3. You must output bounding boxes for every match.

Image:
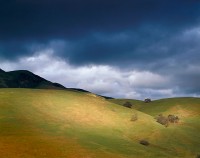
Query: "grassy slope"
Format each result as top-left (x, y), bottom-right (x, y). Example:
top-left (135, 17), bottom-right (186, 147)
top-left (0, 89), bottom-right (199, 158)
top-left (109, 98), bottom-right (200, 157)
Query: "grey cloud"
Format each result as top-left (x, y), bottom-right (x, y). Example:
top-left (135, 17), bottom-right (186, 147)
top-left (1, 0), bottom-right (199, 41)
top-left (0, 0), bottom-right (200, 99)
top-left (1, 51), bottom-right (199, 99)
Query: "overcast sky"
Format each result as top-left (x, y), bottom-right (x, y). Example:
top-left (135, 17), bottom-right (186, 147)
top-left (0, 0), bottom-right (200, 99)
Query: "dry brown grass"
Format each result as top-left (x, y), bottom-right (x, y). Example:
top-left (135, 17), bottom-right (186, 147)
top-left (167, 105), bottom-right (197, 118)
top-left (0, 135), bottom-right (92, 158)
top-left (0, 135), bottom-right (127, 158)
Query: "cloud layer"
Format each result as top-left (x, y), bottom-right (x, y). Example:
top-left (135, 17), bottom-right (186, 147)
top-left (0, 50), bottom-right (199, 99)
top-left (0, 1), bottom-right (200, 99)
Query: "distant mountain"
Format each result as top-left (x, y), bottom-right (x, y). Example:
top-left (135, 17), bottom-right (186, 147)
top-left (0, 68), bottom-right (114, 99)
top-left (67, 88), bottom-right (113, 99)
top-left (0, 68), bottom-right (5, 73)
top-left (0, 69), bottom-right (66, 89)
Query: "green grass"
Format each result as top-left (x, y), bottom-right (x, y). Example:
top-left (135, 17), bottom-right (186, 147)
top-left (108, 97), bottom-right (200, 157)
top-left (109, 97), bottom-right (200, 115)
top-left (0, 89), bottom-right (200, 158)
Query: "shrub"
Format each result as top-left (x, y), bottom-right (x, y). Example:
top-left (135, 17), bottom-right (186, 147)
top-left (123, 101), bottom-right (132, 108)
top-left (144, 98), bottom-right (151, 103)
top-left (139, 140), bottom-right (149, 146)
top-left (168, 115), bottom-right (179, 123)
top-left (155, 114), bottom-right (179, 127)
top-left (130, 113), bottom-right (138, 121)
top-left (155, 114), bottom-right (169, 127)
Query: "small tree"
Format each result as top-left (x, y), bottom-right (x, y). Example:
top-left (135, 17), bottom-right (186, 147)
top-left (123, 101), bottom-right (132, 108)
top-left (139, 140), bottom-right (149, 146)
top-left (144, 98), bottom-right (151, 103)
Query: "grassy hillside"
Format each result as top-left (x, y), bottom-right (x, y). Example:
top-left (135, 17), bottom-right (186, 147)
top-left (109, 97), bottom-right (200, 117)
top-left (109, 99), bottom-right (145, 110)
top-left (0, 89), bottom-right (199, 158)
top-left (109, 98), bottom-right (200, 157)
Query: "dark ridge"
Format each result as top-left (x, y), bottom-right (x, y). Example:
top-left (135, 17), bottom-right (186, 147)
top-left (53, 83), bottom-right (67, 89)
top-left (68, 88), bottom-right (114, 99)
top-left (0, 69), bottom-right (114, 99)
top-left (0, 68), bottom-right (5, 73)
top-left (0, 69), bottom-right (66, 89)
top-left (98, 95), bottom-right (114, 99)
top-left (68, 88), bottom-right (90, 93)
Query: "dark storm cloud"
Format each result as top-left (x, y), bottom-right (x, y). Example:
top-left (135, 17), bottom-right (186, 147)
top-left (0, 0), bottom-right (200, 40)
top-left (0, 0), bottom-right (200, 98)
top-left (0, 0), bottom-right (199, 61)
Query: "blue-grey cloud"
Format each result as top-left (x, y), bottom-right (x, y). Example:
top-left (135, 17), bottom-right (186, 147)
top-left (0, 0), bottom-right (200, 98)
top-left (0, 0), bottom-right (199, 40)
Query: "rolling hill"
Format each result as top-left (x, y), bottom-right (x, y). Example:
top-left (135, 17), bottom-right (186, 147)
top-left (0, 69), bottom-right (66, 89)
top-left (108, 97), bottom-right (200, 117)
top-left (0, 69), bottom-right (113, 99)
top-left (0, 88), bottom-right (200, 158)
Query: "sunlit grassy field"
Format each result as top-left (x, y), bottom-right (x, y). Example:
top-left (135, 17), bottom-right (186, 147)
top-left (0, 89), bottom-right (199, 158)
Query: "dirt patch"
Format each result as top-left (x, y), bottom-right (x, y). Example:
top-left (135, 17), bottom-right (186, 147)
top-left (168, 105), bottom-right (196, 118)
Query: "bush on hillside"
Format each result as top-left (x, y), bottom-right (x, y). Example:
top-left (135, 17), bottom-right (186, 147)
top-left (168, 115), bottom-right (179, 123)
top-left (155, 114), bottom-right (169, 127)
top-left (123, 101), bottom-right (132, 108)
top-left (139, 140), bottom-right (149, 146)
top-left (155, 114), bottom-right (179, 127)
top-left (144, 98), bottom-right (151, 103)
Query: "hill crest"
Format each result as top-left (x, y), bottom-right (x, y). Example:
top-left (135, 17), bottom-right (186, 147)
top-left (0, 68), bottom-right (113, 99)
top-left (0, 69), bottom-right (66, 89)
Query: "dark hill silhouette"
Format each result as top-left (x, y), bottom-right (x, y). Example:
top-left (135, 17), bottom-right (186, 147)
top-left (0, 69), bottom-right (113, 99)
top-left (0, 68), bottom-right (5, 73)
top-left (0, 69), bottom-right (66, 89)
